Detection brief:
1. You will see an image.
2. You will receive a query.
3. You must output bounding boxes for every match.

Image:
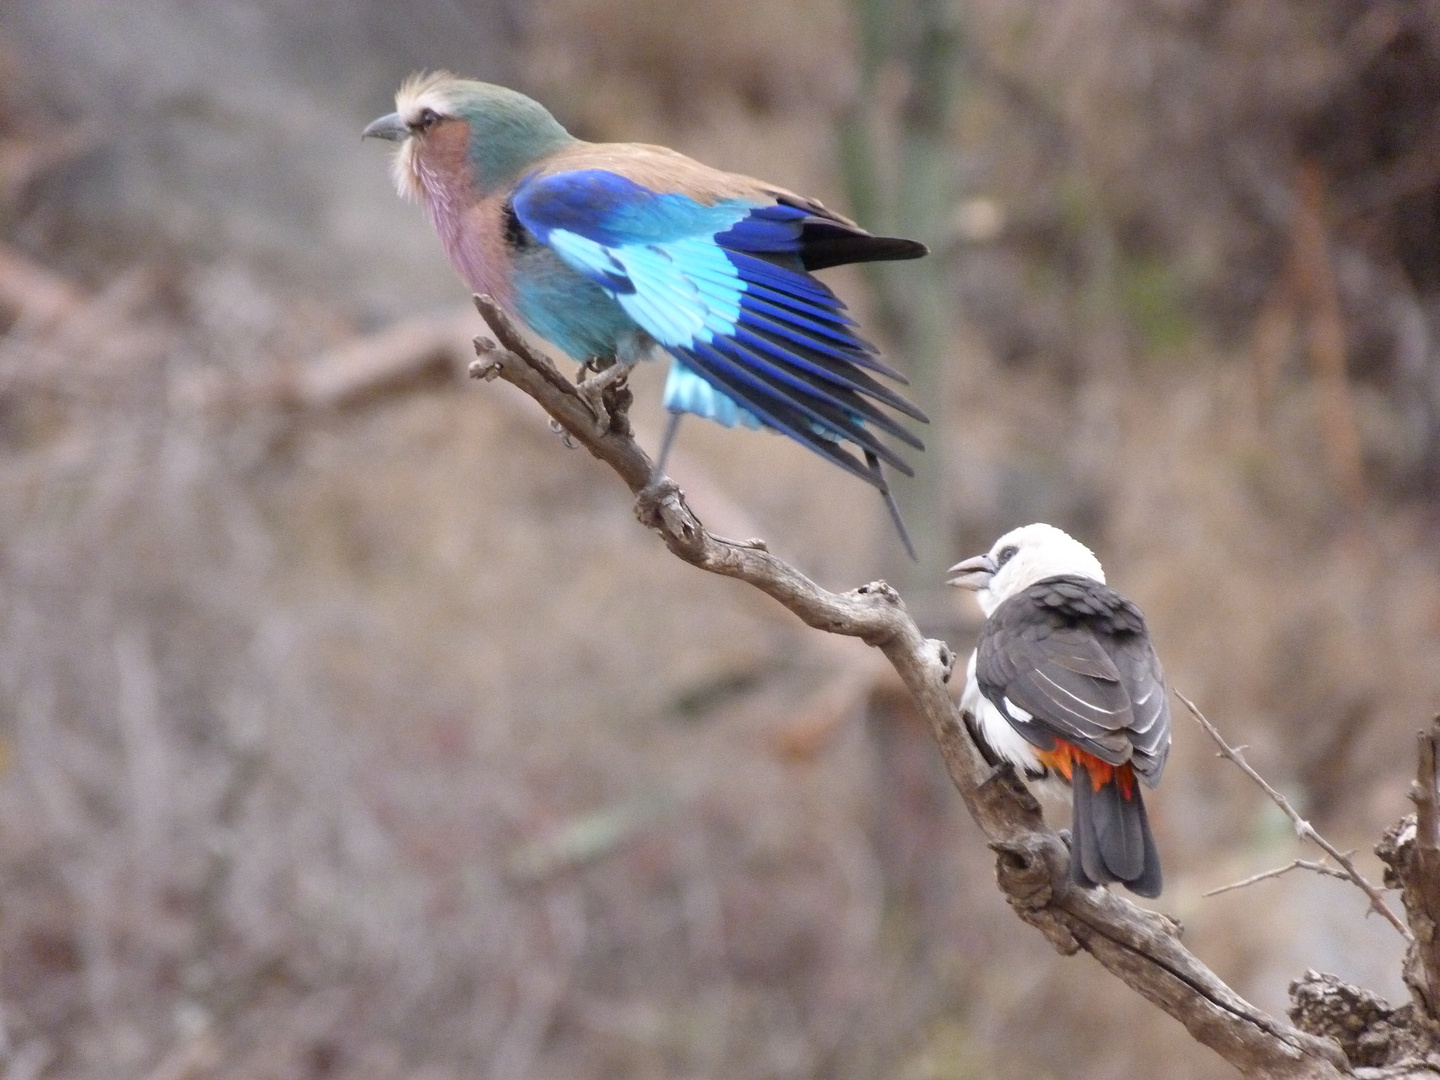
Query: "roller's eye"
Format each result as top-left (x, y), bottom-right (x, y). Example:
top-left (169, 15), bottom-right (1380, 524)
top-left (996, 545), bottom-right (1018, 566)
top-left (413, 108), bottom-right (441, 133)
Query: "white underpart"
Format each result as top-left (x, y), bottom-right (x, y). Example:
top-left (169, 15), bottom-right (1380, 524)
top-left (961, 651), bottom-right (1043, 773)
top-left (963, 653), bottom-right (1070, 805)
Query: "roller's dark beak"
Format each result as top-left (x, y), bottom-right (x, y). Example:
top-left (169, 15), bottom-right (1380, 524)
top-left (362, 112), bottom-right (409, 142)
top-left (946, 553), bottom-right (996, 591)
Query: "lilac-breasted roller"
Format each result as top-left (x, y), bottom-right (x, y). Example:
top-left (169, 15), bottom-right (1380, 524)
top-left (364, 74), bottom-right (929, 556)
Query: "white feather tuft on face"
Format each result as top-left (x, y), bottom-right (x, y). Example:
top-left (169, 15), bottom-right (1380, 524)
top-left (387, 71), bottom-right (461, 201)
top-left (972, 522), bottom-right (1105, 616)
top-left (390, 139), bottom-right (422, 202)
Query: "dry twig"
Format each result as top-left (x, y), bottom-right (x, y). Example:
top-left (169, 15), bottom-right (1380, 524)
top-left (1202, 857), bottom-right (1353, 899)
top-left (468, 294), bottom-right (1347, 1080)
top-left (1177, 691), bottom-right (1410, 941)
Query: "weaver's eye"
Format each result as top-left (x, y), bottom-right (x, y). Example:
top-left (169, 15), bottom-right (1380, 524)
top-left (413, 107), bottom-right (441, 133)
top-left (996, 545), bottom-right (1018, 566)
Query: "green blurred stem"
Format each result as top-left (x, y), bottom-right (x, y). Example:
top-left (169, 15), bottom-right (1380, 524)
top-left (842, 0), bottom-right (966, 582)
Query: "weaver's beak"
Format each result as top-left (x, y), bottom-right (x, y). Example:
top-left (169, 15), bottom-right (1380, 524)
top-left (946, 553), bottom-right (996, 591)
top-left (362, 112), bottom-right (409, 142)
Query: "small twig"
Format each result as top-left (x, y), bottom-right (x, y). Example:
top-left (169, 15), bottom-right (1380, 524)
top-left (1203, 857), bottom-right (1354, 898)
top-left (1178, 690), bottom-right (1411, 941)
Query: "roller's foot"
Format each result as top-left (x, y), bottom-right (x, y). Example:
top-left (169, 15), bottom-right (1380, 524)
top-left (575, 359), bottom-right (634, 437)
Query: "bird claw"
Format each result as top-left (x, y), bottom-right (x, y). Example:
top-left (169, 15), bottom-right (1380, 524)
top-left (548, 418), bottom-right (577, 449)
top-left (575, 360), bottom-right (634, 438)
top-left (574, 383), bottom-right (611, 437)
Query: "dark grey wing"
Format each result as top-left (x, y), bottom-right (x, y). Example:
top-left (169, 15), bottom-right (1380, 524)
top-left (1103, 628), bottom-right (1170, 786)
top-left (976, 575), bottom-right (1170, 778)
top-left (976, 596), bottom-right (1133, 765)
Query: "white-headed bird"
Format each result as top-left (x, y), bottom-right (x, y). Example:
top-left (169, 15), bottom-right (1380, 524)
top-left (948, 523), bottom-right (1170, 897)
top-left (363, 74), bottom-right (929, 556)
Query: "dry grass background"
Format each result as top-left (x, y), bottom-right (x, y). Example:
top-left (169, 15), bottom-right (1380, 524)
top-left (0, 1), bottom-right (1437, 1078)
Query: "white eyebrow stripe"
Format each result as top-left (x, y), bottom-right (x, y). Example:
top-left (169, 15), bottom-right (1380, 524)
top-left (1037, 670), bottom-right (1122, 714)
top-left (397, 87), bottom-right (457, 120)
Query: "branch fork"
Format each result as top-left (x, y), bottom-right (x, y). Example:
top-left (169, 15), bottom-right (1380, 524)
top-left (467, 294), bottom-right (1354, 1079)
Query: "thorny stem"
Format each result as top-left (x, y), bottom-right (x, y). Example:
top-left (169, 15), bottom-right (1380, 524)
top-left (1177, 691), bottom-right (1411, 941)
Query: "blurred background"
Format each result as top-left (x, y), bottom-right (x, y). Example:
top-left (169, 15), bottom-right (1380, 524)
top-left (0, 1), bottom-right (1436, 1077)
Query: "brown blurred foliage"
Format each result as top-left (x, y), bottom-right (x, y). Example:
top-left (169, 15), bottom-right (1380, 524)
top-left (0, 1), bottom-right (1436, 1078)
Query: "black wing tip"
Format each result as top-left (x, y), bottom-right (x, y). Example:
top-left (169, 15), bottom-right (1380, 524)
top-left (799, 235), bottom-right (930, 272)
top-left (880, 237), bottom-right (929, 261)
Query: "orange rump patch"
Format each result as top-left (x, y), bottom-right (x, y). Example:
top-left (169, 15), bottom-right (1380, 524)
top-left (1036, 741), bottom-right (1136, 798)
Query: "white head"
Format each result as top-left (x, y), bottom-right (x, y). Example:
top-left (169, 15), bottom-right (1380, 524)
top-left (946, 522), bottom-right (1106, 617)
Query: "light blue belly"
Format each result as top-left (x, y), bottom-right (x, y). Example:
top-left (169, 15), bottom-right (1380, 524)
top-left (512, 252), bottom-right (644, 362)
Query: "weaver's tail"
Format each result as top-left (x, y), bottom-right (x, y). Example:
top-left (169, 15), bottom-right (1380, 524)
top-left (1070, 763), bottom-right (1162, 898)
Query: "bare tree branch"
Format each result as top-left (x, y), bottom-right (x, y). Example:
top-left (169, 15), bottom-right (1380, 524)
top-left (1177, 691), bottom-right (1411, 941)
top-left (1203, 857), bottom-right (1354, 899)
top-left (1407, 719), bottom-right (1440, 1009)
top-left (1376, 716), bottom-right (1440, 1020)
top-left (467, 295), bottom-right (1349, 1079)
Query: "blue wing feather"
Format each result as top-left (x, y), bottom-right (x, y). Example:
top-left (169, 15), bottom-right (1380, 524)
top-left (678, 343), bottom-right (878, 484)
top-left (512, 168), bottom-right (926, 489)
top-left (663, 363), bottom-right (764, 430)
top-left (689, 336), bottom-right (915, 473)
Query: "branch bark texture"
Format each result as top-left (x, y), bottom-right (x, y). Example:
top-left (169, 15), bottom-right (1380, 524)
top-left (468, 295), bottom-right (1349, 1079)
top-left (1377, 717), bottom-right (1440, 1026)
